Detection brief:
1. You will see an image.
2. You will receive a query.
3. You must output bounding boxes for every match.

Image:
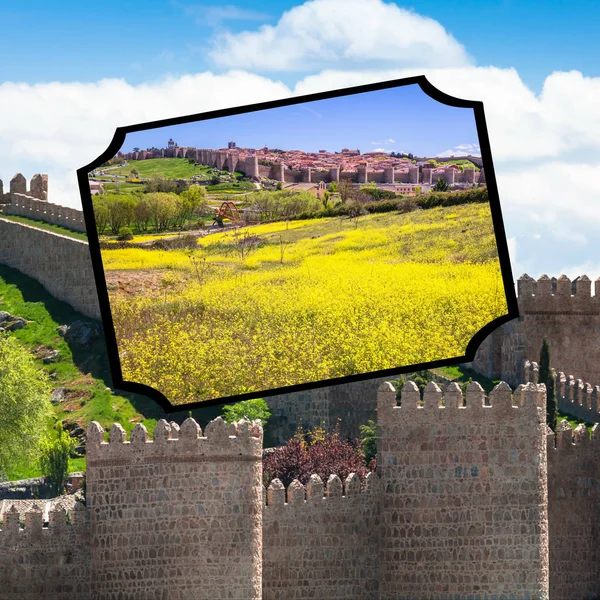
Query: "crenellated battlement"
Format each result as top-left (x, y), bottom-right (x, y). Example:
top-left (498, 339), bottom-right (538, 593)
top-left (264, 471), bottom-right (379, 508)
top-left (0, 503), bottom-right (88, 540)
top-left (517, 273), bottom-right (600, 314)
top-left (86, 416), bottom-right (263, 464)
top-left (523, 358), bottom-right (600, 424)
top-left (0, 172), bottom-right (48, 203)
top-left (377, 379), bottom-right (545, 416)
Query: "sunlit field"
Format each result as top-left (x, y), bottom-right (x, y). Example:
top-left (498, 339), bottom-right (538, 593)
top-left (101, 203), bottom-right (507, 404)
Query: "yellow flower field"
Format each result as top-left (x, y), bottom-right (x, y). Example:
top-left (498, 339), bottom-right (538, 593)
top-left (101, 204), bottom-right (508, 404)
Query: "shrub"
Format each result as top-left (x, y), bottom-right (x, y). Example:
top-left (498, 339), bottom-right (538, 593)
top-left (117, 226), bottom-right (134, 241)
top-left (222, 398), bottom-right (271, 427)
top-left (39, 422), bottom-right (77, 497)
top-left (263, 423), bottom-right (374, 488)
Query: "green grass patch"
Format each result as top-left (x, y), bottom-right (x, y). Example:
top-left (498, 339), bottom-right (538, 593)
top-left (0, 265), bottom-right (227, 480)
top-left (0, 213), bottom-right (88, 241)
top-left (106, 158), bottom-right (210, 179)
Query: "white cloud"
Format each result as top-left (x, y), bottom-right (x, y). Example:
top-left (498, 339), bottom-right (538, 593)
top-left (1, 0), bottom-right (600, 279)
top-left (0, 71), bottom-right (291, 207)
top-left (208, 0), bottom-right (472, 71)
top-left (437, 144), bottom-right (480, 158)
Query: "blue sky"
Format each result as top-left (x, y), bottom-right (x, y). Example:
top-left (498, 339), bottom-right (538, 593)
top-left (2, 0), bottom-right (600, 94)
top-left (123, 84), bottom-right (479, 156)
top-left (2, 0), bottom-right (600, 281)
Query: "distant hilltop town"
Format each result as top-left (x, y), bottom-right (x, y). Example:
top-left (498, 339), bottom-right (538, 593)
top-left (117, 139), bottom-right (486, 190)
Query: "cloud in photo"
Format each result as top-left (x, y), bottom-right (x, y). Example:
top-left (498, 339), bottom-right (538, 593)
top-left (208, 0), bottom-right (472, 71)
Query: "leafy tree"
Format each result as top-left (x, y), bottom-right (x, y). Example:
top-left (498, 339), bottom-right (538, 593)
top-left (130, 167), bottom-right (140, 177)
top-left (359, 420), bottom-right (377, 464)
top-left (539, 339), bottom-right (558, 431)
top-left (222, 398), bottom-right (271, 427)
top-left (0, 334), bottom-right (53, 477)
top-left (104, 193), bottom-right (136, 234)
top-left (432, 177), bottom-right (450, 192)
top-left (92, 198), bottom-right (110, 235)
top-left (40, 422), bottom-right (77, 496)
top-left (338, 176), bottom-right (354, 204)
top-left (328, 180), bottom-right (338, 193)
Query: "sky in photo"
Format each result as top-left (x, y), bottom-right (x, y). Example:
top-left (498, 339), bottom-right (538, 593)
top-left (122, 83), bottom-right (480, 156)
top-left (1, 0), bottom-right (600, 280)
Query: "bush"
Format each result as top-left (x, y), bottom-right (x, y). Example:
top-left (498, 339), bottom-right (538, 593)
top-left (263, 423), bottom-right (374, 488)
top-left (40, 422), bottom-right (77, 497)
top-left (117, 226), bottom-right (134, 241)
top-left (222, 398), bottom-right (271, 427)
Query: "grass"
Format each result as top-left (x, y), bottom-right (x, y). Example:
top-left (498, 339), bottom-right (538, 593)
top-left (104, 158), bottom-right (211, 179)
top-left (0, 265), bottom-right (231, 481)
top-left (101, 203), bottom-right (507, 404)
top-left (206, 181), bottom-right (256, 193)
top-left (0, 213), bottom-right (88, 241)
top-left (102, 182), bottom-right (146, 194)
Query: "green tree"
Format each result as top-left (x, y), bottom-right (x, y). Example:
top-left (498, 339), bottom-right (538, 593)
top-left (0, 334), bottom-right (53, 477)
top-left (432, 177), bottom-right (449, 192)
top-left (359, 420), bottom-right (377, 464)
top-left (539, 339), bottom-right (558, 431)
top-left (40, 422), bottom-right (77, 496)
top-left (328, 180), bottom-right (338, 193)
top-left (222, 398), bottom-right (271, 427)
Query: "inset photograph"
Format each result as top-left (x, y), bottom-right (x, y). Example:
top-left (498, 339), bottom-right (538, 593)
top-left (80, 77), bottom-right (515, 408)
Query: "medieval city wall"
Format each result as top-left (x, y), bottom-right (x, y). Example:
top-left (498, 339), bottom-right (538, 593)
top-left (262, 472), bottom-right (381, 600)
top-left (0, 504), bottom-right (91, 599)
top-left (85, 417), bottom-right (264, 600)
top-left (4, 193), bottom-right (86, 233)
top-left (264, 377), bottom-right (383, 445)
top-left (376, 380), bottom-right (549, 599)
top-left (547, 421), bottom-right (600, 600)
top-left (0, 218), bottom-right (100, 320)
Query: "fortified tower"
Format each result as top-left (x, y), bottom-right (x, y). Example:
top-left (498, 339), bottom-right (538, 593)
top-left (85, 417), bottom-right (264, 600)
top-left (377, 380), bottom-right (549, 599)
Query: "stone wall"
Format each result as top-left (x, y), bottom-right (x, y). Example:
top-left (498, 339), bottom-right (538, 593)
top-left (265, 377), bottom-right (384, 445)
top-left (85, 417), bottom-right (264, 599)
top-left (2, 382), bottom-right (598, 597)
top-left (4, 194), bottom-right (86, 233)
top-left (472, 274), bottom-right (600, 388)
top-left (376, 380), bottom-right (549, 599)
top-left (263, 472), bottom-right (381, 600)
top-left (547, 421), bottom-right (600, 600)
top-left (0, 218), bottom-right (100, 320)
top-left (0, 504), bottom-right (91, 599)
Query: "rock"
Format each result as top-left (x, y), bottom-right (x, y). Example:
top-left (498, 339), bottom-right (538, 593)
top-left (56, 325), bottom-right (69, 336)
top-left (0, 311), bottom-right (11, 323)
top-left (51, 388), bottom-right (66, 403)
top-left (50, 373), bottom-right (57, 380)
top-left (42, 349), bottom-right (60, 364)
top-left (3, 317), bottom-right (26, 332)
top-left (63, 320), bottom-right (102, 346)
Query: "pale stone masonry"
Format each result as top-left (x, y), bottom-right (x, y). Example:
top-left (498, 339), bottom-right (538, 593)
top-left (4, 382), bottom-right (594, 599)
top-left (0, 218), bottom-right (100, 320)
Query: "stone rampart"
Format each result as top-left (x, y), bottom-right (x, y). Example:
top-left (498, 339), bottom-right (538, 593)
top-left (547, 421), bottom-right (600, 600)
top-left (523, 359), bottom-right (600, 424)
top-left (0, 218), bottom-right (100, 320)
top-left (4, 194), bottom-right (86, 233)
top-left (377, 380), bottom-right (549, 599)
top-left (263, 472), bottom-right (381, 599)
top-left (0, 173), bottom-right (47, 204)
top-left (85, 417), bottom-right (264, 599)
top-left (472, 274), bottom-right (600, 388)
top-left (0, 503), bottom-right (91, 599)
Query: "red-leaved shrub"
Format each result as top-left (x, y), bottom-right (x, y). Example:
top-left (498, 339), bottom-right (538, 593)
top-left (263, 424), bottom-right (376, 488)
